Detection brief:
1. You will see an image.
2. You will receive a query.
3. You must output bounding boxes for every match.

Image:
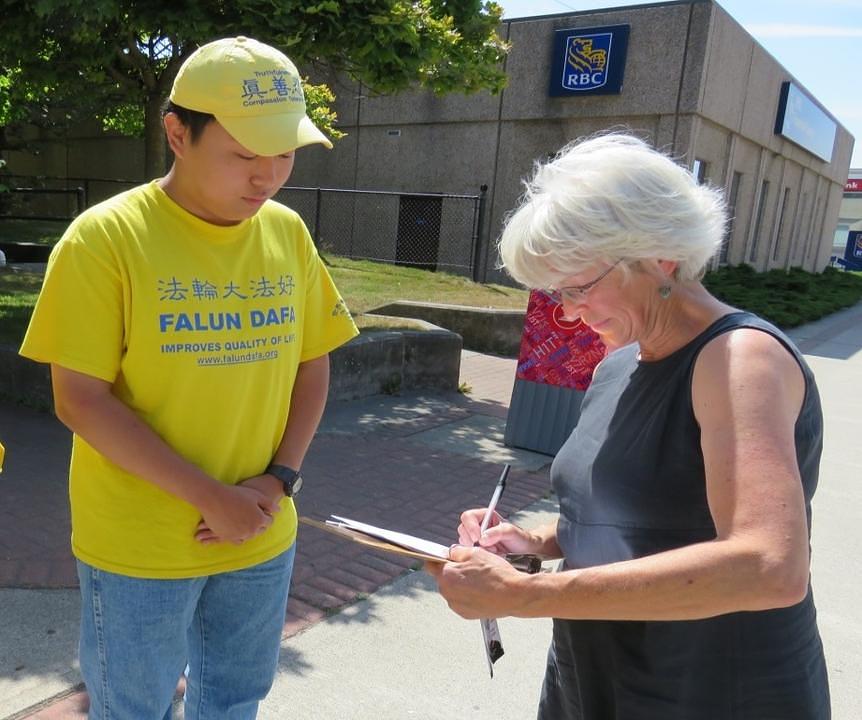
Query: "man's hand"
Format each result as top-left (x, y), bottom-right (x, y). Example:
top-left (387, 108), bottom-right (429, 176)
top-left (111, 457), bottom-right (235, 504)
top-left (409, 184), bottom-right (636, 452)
top-left (238, 472), bottom-right (285, 507)
top-left (195, 482), bottom-right (281, 545)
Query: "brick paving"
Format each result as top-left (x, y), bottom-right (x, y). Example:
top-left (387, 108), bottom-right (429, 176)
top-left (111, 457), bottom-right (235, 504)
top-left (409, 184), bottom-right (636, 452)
top-left (1, 351), bottom-right (553, 718)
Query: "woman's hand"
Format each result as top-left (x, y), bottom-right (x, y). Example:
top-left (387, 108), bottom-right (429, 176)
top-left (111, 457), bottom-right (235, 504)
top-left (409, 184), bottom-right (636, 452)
top-left (426, 545), bottom-right (527, 619)
top-left (457, 508), bottom-right (547, 555)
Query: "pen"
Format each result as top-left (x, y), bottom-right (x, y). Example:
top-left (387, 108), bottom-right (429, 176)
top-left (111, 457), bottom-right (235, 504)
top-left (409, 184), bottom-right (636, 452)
top-left (478, 464), bottom-right (510, 538)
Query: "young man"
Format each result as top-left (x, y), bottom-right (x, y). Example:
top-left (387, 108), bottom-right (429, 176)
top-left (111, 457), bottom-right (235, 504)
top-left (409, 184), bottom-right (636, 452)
top-left (20, 37), bottom-right (357, 719)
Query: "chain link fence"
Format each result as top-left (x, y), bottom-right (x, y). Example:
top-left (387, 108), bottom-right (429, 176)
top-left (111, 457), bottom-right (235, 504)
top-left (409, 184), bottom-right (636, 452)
top-left (274, 186), bottom-right (485, 279)
top-left (0, 176), bottom-right (141, 256)
top-left (1, 176), bottom-right (486, 278)
top-left (0, 175), bottom-right (139, 220)
top-left (0, 187), bottom-right (84, 221)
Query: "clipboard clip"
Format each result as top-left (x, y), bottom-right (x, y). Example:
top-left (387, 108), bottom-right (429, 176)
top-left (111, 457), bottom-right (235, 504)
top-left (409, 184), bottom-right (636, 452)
top-left (504, 553), bottom-right (543, 574)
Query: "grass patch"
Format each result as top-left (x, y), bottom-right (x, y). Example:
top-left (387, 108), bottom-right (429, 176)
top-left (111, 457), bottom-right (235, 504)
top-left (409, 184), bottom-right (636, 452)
top-left (353, 315), bottom-right (431, 333)
top-left (324, 255), bottom-right (528, 314)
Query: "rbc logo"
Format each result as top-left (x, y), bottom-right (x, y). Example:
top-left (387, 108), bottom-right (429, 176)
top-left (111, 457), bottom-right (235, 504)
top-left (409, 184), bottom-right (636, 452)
top-left (562, 33), bottom-right (612, 91)
top-left (550, 25), bottom-right (628, 97)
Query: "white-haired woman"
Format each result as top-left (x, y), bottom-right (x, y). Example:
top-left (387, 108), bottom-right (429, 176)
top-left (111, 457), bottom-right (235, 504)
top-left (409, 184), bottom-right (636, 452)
top-left (429, 134), bottom-right (829, 718)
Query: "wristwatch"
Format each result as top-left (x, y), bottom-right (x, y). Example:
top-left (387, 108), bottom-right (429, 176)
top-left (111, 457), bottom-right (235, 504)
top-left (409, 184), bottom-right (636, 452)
top-left (265, 463), bottom-right (304, 498)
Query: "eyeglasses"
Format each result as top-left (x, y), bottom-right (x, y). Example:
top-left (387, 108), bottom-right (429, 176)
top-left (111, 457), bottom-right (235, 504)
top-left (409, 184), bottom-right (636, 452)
top-left (545, 260), bottom-right (621, 304)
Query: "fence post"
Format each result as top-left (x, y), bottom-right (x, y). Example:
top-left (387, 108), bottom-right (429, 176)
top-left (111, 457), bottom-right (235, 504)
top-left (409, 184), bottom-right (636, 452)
top-left (75, 186), bottom-right (86, 216)
top-left (471, 184), bottom-right (489, 282)
top-left (313, 187), bottom-right (322, 248)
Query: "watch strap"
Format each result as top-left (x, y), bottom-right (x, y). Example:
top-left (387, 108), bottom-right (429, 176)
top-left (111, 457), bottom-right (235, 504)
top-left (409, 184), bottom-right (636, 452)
top-left (265, 463), bottom-right (302, 497)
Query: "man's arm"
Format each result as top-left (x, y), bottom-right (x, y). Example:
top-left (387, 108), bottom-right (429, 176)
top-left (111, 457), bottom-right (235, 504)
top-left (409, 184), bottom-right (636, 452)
top-left (51, 364), bottom-right (277, 544)
top-left (271, 353), bottom-right (330, 471)
top-left (195, 354), bottom-right (331, 542)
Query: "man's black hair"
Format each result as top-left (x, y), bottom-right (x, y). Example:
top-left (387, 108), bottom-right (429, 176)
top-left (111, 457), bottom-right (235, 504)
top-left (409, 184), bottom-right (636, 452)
top-left (161, 99), bottom-right (215, 143)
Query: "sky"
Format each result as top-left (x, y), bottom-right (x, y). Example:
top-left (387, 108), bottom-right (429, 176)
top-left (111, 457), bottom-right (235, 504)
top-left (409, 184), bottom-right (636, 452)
top-left (496, 0), bottom-right (861, 171)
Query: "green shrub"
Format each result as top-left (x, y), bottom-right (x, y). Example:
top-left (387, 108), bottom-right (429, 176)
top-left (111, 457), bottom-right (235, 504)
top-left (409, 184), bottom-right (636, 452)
top-left (703, 265), bottom-right (862, 328)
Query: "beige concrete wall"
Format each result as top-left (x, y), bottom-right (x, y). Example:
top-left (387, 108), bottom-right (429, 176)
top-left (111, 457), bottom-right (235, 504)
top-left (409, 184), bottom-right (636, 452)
top-left (689, 117), bottom-right (730, 184)
top-left (768, 162), bottom-right (802, 270)
top-left (697, 3), bottom-right (852, 271)
top-left (721, 136), bottom-right (757, 266)
top-left (3, 121), bottom-right (144, 184)
top-left (500, 4), bottom-right (699, 123)
top-left (788, 171), bottom-right (820, 268)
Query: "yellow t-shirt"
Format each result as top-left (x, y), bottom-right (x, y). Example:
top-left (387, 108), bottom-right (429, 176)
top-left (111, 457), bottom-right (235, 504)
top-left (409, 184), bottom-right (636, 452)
top-left (20, 181), bottom-right (358, 578)
top-left (0, 441), bottom-right (4, 472)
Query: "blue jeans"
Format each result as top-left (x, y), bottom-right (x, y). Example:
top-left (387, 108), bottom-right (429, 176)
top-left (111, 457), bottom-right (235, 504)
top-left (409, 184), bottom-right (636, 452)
top-left (77, 545), bottom-right (295, 720)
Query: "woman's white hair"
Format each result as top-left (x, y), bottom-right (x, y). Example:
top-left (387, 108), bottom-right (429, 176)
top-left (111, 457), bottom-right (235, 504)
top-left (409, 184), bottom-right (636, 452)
top-left (498, 133), bottom-right (728, 289)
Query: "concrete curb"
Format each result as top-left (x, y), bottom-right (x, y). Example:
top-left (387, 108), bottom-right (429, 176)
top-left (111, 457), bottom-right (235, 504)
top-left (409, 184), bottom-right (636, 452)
top-left (0, 243), bottom-right (52, 264)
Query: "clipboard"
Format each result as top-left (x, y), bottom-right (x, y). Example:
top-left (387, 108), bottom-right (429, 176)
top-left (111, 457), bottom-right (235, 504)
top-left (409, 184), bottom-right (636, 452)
top-left (299, 514), bottom-right (545, 677)
top-left (301, 516), bottom-right (545, 572)
top-left (299, 515), bottom-right (449, 564)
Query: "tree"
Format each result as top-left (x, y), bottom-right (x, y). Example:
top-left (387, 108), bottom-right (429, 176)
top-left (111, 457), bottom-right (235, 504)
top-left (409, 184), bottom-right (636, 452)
top-left (0, 0), bottom-right (508, 179)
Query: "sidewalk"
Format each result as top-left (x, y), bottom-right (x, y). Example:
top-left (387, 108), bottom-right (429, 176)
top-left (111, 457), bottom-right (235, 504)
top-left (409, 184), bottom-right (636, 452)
top-left (2, 304), bottom-right (862, 718)
top-left (0, 348), bottom-right (551, 718)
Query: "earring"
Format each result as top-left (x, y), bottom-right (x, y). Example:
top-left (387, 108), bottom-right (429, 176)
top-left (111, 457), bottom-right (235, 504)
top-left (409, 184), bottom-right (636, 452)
top-left (658, 284), bottom-right (672, 299)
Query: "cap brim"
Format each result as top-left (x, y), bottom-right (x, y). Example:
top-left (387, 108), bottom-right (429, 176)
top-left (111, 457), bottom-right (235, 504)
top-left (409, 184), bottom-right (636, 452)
top-left (217, 112), bottom-right (333, 155)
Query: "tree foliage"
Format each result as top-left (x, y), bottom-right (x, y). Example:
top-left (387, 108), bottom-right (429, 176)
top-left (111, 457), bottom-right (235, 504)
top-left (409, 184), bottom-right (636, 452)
top-left (0, 0), bottom-right (508, 178)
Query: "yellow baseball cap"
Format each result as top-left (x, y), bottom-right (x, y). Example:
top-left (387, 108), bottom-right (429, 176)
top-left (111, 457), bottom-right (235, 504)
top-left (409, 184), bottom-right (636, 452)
top-left (170, 36), bottom-right (333, 155)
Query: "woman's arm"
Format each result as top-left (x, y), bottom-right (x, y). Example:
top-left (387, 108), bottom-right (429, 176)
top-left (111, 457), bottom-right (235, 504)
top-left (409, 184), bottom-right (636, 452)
top-left (433, 329), bottom-right (812, 620)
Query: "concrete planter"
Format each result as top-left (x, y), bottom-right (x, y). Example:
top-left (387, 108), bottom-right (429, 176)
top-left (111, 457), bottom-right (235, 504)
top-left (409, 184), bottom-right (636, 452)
top-left (0, 242), bottom-right (53, 264)
top-left (0, 323), bottom-right (463, 412)
top-left (371, 301), bottom-right (525, 356)
top-left (0, 345), bottom-right (53, 410)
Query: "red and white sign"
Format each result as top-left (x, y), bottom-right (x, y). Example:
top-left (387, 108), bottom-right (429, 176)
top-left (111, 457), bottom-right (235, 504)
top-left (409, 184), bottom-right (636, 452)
top-left (845, 178), bottom-right (862, 193)
top-left (515, 290), bottom-right (606, 391)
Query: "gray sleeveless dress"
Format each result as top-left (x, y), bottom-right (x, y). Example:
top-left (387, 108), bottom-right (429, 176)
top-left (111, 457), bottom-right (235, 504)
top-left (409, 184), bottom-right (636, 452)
top-left (540, 312), bottom-right (830, 719)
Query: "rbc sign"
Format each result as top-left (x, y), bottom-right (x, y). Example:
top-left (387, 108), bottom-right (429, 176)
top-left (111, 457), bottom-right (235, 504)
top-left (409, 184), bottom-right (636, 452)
top-left (549, 25), bottom-right (630, 97)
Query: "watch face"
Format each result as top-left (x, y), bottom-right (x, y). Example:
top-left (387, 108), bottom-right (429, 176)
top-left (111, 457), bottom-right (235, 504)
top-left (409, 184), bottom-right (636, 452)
top-left (288, 474), bottom-right (303, 496)
top-left (267, 464), bottom-right (302, 497)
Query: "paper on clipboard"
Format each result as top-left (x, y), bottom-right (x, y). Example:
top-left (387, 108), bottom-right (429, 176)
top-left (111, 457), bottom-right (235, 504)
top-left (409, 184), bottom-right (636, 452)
top-left (333, 515), bottom-right (452, 559)
top-left (298, 515), bottom-right (449, 563)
